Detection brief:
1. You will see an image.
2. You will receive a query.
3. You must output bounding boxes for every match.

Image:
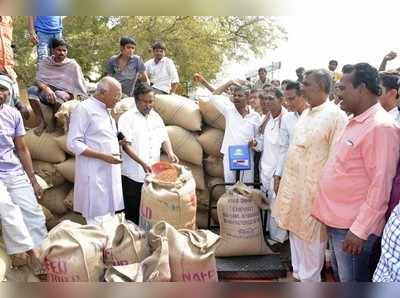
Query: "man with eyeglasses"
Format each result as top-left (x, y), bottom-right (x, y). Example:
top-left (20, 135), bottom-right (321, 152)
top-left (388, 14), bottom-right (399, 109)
top-left (273, 81), bottom-right (308, 195)
top-left (250, 87), bottom-right (287, 244)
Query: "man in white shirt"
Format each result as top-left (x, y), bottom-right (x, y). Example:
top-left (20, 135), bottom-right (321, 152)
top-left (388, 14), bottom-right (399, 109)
top-left (210, 81), bottom-right (262, 184)
top-left (145, 41), bottom-right (179, 95)
top-left (273, 81), bottom-right (308, 194)
top-left (378, 71), bottom-right (400, 123)
top-left (251, 87), bottom-right (287, 244)
top-left (254, 67), bottom-right (270, 90)
top-left (118, 83), bottom-right (178, 223)
top-left (67, 77), bottom-right (124, 224)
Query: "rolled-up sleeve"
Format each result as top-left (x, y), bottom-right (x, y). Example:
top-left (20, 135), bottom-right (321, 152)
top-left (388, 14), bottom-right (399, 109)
top-left (350, 126), bottom-right (400, 240)
top-left (67, 104), bottom-right (89, 155)
top-left (118, 112), bottom-right (133, 143)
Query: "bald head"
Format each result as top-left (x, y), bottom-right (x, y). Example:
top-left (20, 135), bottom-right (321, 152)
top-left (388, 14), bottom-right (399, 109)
top-left (95, 76), bottom-right (122, 108)
top-left (96, 76), bottom-right (121, 94)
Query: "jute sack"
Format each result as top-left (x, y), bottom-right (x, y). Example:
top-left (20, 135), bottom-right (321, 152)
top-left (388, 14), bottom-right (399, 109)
top-left (46, 217), bottom-right (61, 231)
top-left (207, 177), bottom-right (225, 203)
top-left (60, 212), bottom-right (86, 225)
top-left (54, 100), bottom-right (80, 133)
top-left (41, 220), bottom-right (107, 282)
top-left (149, 221), bottom-right (220, 282)
top-left (35, 174), bottom-right (51, 190)
top-left (196, 189), bottom-right (210, 206)
top-left (25, 131), bottom-right (66, 163)
top-left (198, 98), bottom-right (225, 130)
top-left (54, 134), bottom-right (74, 156)
top-left (105, 229), bottom-right (171, 282)
top-left (4, 266), bottom-right (40, 282)
top-left (204, 156), bottom-right (224, 178)
top-left (23, 102), bottom-right (55, 130)
top-left (215, 182), bottom-right (271, 257)
top-left (139, 164), bottom-right (197, 232)
top-left (112, 97), bottom-right (136, 122)
top-left (196, 204), bottom-right (209, 229)
top-left (64, 189), bottom-right (74, 210)
top-left (154, 94), bottom-right (202, 131)
top-left (54, 158), bottom-right (75, 183)
top-left (40, 204), bottom-right (55, 223)
top-left (33, 160), bottom-right (66, 187)
top-left (103, 221), bottom-right (150, 267)
top-left (167, 126), bottom-right (203, 166)
top-left (197, 128), bottom-right (224, 157)
top-left (40, 183), bottom-right (72, 216)
top-left (160, 155), bottom-right (205, 190)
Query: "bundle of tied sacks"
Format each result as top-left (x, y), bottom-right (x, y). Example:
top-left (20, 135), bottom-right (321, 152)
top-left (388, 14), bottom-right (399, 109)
top-left (112, 94), bottom-right (226, 229)
top-left (40, 217), bottom-right (220, 282)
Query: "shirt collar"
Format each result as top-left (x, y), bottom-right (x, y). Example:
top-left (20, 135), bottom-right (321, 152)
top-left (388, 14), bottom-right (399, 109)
top-left (308, 98), bottom-right (329, 113)
top-left (350, 103), bottom-right (380, 123)
top-left (91, 96), bottom-right (107, 109)
top-left (389, 106), bottom-right (400, 116)
top-left (153, 57), bottom-right (165, 64)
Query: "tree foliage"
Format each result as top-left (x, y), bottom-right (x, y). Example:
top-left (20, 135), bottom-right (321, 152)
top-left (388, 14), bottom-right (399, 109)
top-left (12, 16), bottom-right (286, 87)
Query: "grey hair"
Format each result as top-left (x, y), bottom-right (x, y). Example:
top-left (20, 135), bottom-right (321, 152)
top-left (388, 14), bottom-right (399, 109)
top-left (305, 69), bottom-right (332, 94)
top-left (96, 76), bottom-right (121, 94)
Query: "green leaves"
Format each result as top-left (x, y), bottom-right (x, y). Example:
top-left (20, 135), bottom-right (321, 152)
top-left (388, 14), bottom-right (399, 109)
top-left (12, 16), bottom-right (286, 88)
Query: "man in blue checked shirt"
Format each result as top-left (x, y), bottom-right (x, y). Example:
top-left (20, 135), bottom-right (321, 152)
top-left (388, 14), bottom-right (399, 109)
top-left (373, 204), bottom-right (400, 282)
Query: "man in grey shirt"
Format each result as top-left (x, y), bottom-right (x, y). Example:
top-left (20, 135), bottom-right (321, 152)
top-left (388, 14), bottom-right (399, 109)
top-left (106, 37), bottom-right (149, 97)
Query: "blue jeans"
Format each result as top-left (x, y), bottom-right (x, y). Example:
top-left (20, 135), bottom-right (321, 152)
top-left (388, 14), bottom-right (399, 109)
top-left (328, 227), bottom-right (378, 282)
top-left (36, 31), bottom-right (62, 62)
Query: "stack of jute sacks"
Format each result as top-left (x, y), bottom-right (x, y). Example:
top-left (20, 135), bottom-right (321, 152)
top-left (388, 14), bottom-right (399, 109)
top-left (41, 216), bottom-right (221, 282)
top-left (23, 99), bottom-right (86, 231)
top-left (113, 94), bottom-right (226, 229)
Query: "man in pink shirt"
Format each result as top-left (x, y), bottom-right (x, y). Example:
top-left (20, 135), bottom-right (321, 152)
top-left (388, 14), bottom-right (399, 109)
top-left (312, 63), bottom-right (400, 282)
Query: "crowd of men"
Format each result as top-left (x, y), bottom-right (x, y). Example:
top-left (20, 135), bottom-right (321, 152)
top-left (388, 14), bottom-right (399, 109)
top-left (1, 16), bottom-right (400, 282)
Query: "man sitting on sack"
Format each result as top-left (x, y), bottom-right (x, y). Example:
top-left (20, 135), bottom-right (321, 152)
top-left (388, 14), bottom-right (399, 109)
top-left (118, 82), bottom-right (178, 224)
top-left (145, 41), bottom-right (180, 95)
top-left (28, 38), bottom-right (87, 136)
top-left (0, 79), bottom-right (47, 271)
top-left (209, 80), bottom-right (262, 184)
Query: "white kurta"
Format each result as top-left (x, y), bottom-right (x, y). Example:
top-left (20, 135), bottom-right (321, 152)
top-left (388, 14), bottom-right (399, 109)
top-left (256, 109), bottom-right (288, 243)
top-left (67, 97), bottom-right (124, 220)
top-left (210, 95), bottom-right (261, 184)
top-left (275, 111), bottom-right (301, 177)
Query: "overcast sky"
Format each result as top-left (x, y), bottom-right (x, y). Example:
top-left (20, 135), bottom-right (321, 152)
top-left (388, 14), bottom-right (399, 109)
top-left (215, 0), bottom-right (400, 84)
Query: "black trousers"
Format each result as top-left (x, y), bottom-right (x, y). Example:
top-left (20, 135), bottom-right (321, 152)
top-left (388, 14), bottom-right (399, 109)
top-left (121, 175), bottom-right (143, 224)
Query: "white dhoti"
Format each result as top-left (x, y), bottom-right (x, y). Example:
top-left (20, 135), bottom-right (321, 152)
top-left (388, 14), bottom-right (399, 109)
top-left (0, 173), bottom-right (47, 254)
top-left (289, 232), bottom-right (327, 282)
top-left (262, 177), bottom-right (288, 244)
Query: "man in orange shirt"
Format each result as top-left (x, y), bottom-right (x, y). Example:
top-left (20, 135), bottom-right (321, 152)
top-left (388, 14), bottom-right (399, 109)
top-left (0, 17), bottom-right (29, 119)
top-left (312, 63), bottom-right (400, 282)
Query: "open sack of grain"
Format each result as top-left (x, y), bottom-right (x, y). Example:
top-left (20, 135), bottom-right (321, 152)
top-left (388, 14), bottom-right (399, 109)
top-left (139, 162), bottom-right (197, 232)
